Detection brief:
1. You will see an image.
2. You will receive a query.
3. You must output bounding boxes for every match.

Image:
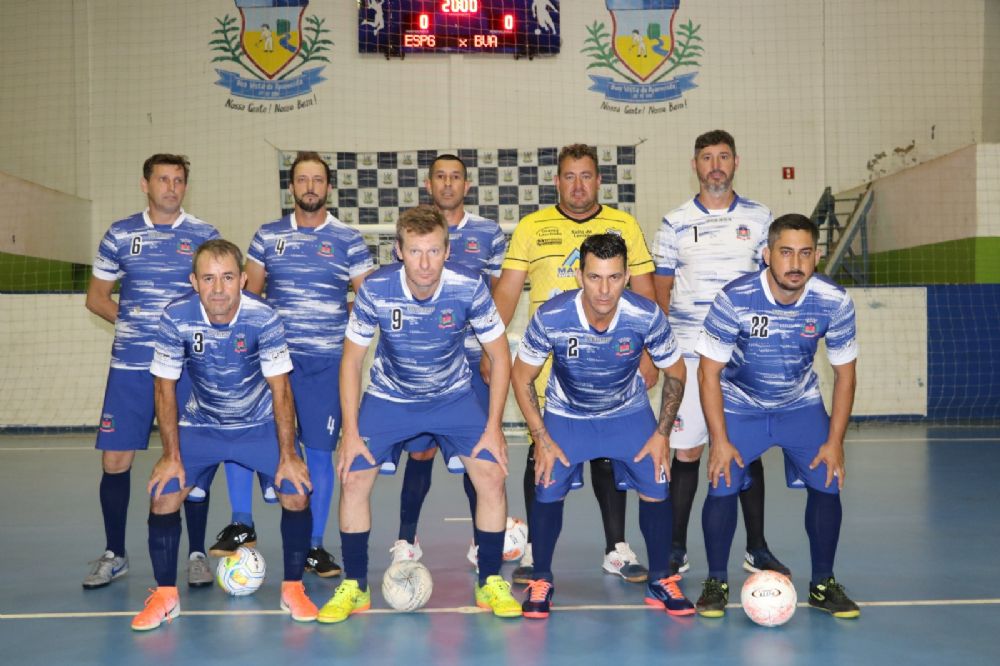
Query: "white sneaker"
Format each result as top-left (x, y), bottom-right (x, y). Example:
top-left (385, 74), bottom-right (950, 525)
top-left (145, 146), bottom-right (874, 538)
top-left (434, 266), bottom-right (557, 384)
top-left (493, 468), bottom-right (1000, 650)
top-left (389, 539), bottom-right (422, 563)
top-left (187, 552), bottom-right (213, 587)
top-left (601, 542), bottom-right (648, 583)
top-left (82, 550), bottom-right (129, 589)
top-left (466, 543), bottom-right (479, 568)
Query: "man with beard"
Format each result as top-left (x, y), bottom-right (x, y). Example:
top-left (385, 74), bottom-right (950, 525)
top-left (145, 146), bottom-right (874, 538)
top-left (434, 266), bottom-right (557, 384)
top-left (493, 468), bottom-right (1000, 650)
top-left (651, 130), bottom-right (788, 577)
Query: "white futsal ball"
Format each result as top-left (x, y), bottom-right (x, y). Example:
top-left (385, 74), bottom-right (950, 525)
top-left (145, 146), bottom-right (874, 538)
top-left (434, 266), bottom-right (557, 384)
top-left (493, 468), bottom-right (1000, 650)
top-left (382, 560), bottom-right (433, 611)
top-left (216, 546), bottom-right (266, 596)
top-left (741, 571), bottom-right (797, 627)
top-left (503, 517), bottom-right (529, 561)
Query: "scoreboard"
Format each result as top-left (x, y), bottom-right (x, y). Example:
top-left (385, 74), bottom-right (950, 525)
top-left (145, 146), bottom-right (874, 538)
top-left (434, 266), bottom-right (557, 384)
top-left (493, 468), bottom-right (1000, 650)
top-left (358, 0), bottom-right (561, 56)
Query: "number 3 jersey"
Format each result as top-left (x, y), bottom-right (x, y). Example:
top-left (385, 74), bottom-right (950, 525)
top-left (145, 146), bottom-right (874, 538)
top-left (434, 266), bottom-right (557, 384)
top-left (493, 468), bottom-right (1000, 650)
top-left (92, 210), bottom-right (220, 370)
top-left (345, 262), bottom-right (505, 402)
top-left (150, 292), bottom-right (293, 429)
top-left (695, 270), bottom-right (858, 413)
top-left (517, 290), bottom-right (682, 419)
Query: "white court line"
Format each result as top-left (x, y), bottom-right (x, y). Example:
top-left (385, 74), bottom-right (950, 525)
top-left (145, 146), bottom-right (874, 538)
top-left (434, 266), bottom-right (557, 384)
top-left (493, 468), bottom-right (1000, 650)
top-left (3, 598), bottom-right (1000, 620)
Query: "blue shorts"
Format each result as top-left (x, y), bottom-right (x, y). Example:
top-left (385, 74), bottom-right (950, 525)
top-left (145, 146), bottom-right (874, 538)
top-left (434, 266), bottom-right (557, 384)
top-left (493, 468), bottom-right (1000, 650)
top-left (153, 422), bottom-right (303, 496)
top-left (385, 371), bottom-right (490, 473)
top-left (356, 389), bottom-right (496, 474)
top-left (290, 354), bottom-right (342, 452)
top-left (96, 368), bottom-right (191, 451)
top-left (707, 403), bottom-right (837, 497)
top-left (536, 409), bottom-right (669, 503)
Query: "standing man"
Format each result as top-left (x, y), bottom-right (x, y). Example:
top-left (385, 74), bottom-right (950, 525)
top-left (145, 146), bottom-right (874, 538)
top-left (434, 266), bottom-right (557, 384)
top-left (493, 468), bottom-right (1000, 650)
top-left (390, 154), bottom-right (508, 565)
top-left (84, 154), bottom-right (219, 590)
top-left (652, 130), bottom-right (788, 576)
top-left (694, 215), bottom-right (860, 619)
top-left (132, 239), bottom-right (317, 630)
top-left (230, 151), bottom-right (375, 577)
top-left (512, 234), bottom-right (694, 619)
top-left (492, 143), bottom-right (657, 583)
top-left (318, 206), bottom-right (521, 623)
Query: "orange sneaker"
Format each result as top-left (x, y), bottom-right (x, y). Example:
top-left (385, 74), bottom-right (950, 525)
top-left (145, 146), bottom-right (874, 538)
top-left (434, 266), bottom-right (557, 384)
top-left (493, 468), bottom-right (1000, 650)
top-left (281, 580), bottom-right (319, 622)
top-left (131, 586), bottom-right (180, 631)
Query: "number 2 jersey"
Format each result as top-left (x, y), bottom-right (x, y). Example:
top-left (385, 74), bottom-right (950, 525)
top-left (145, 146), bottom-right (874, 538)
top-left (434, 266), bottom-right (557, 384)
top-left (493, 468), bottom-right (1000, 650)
top-left (92, 209), bottom-right (220, 370)
top-left (695, 270), bottom-right (858, 413)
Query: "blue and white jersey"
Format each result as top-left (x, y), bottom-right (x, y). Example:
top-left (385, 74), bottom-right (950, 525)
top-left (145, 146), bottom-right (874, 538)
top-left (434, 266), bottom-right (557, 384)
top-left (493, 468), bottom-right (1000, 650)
top-left (150, 292), bottom-right (293, 429)
top-left (517, 290), bottom-right (682, 419)
top-left (346, 262), bottom-right (505, 402)
top-left (652, 194), bottom-right (770, 357)
top-left (92, 209), bottom-right (220, 370)
top-left (447, 212), bottom-right (507, 363)
top-left (247, 212), bottom-right (373, 359)
top-left (695, 270), bottom-right (858, 413)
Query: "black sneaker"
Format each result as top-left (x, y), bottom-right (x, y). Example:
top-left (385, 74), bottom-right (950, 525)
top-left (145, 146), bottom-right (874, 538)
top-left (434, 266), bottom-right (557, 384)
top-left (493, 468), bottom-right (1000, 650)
top-left (208, 522), bottom-right (257, 557)
top-left (305, 547), bottom-right (343, 578)
top-left (669, 547), bottom-right (690, 575)
top-left (512, 563), bottom-right (535, 585)
top-left (743, 545), bottom-right (792, 577)
top-left (522, 579), bottom-right (554, 619)
top-left (695, 578), bottom-right (729, 618)
top-left (809, 577), bottom-right (860, 618)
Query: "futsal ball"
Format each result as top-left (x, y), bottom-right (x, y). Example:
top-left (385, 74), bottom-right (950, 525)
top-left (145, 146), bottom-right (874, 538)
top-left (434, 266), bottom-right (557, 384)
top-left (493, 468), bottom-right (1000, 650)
top-left (503, 516), bottom-right (529, 561)
top-left (741, 571), bottom-right (797, 627)
top-left (382, 560), bottom-right (433, 611)
top-left (216, 546), bottom-right (266, 596)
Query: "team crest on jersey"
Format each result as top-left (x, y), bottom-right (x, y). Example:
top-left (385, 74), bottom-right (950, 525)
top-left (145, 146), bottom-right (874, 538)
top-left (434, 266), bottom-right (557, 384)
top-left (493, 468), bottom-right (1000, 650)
top-left (318, 240), bottom-right (334, 257)
top-left (100, 415), bottom-right (115, 433)
top-left (615, 338), bottom-right (633, 356)
top-left (465, 238), bottom-right (480, 254)
top-left (177, 239), bottom-right (194, 255)
top-left (736, 225), bottom-right (751, 240)
top-left (672, 415), bottom-right (683, 432)
top-left (558, 248), bottom-right (581, 278)
top-left (800, 319), bottom-right (818, 338)
top-left (234, 333), bottom-right (248, 353)
top-left (438, 309), bottom-right (455, 329)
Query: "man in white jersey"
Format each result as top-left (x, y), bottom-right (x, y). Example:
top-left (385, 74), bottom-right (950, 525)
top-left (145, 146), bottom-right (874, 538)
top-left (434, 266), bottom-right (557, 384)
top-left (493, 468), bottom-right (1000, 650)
top-left (652, 130), bottom-right (788, 577)
top-left (84, 154), bottom-right (220, 590)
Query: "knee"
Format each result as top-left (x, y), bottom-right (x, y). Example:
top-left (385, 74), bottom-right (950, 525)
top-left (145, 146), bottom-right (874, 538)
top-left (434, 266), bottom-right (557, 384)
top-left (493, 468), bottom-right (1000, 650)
top-left (279, 492), bottom-right (309, 512)
top-left (409, 447), bottom-right (436, 462)
top-left (102, 450), bottom-right (134, 474)
top-left (340, 471), bottom-right (375, 501)
top-left (151, 492), bottom-right (184, 515)
top-left (675, 445), bottom-right (705, 463)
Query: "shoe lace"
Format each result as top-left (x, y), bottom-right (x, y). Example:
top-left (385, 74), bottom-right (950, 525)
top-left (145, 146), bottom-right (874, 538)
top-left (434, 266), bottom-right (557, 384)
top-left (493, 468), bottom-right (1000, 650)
top-left (615, 543), bottom-right (639, 564)
top-left (389, 541), bottom-right (412, 558)
top-left (655, 575), bottom-right (685, 600)
top-left (525, 579), bottom-right (553, 602)
top-left (333, 581), bottom-right (360, 603)
top-left (704, 578), bottom-right (727, 598)
top-left (820, 579), bottom-right (849, 601)
top-left (141, 588), bottom-right (175, 621)
top-left (486, 576), bottom-right (512, 595)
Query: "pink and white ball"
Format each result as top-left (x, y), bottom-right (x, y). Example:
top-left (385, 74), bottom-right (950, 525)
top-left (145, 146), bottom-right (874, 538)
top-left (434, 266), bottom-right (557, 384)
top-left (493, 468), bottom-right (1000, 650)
top-left (741, 571), bottom-right (797, 627)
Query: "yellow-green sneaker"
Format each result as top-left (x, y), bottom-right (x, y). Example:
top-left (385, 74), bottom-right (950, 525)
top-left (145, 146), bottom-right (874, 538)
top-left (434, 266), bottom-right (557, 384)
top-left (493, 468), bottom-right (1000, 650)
top-left (317, 579), bottom-right (370, 624)
top-left (475, 575), bottom-right (523, 618)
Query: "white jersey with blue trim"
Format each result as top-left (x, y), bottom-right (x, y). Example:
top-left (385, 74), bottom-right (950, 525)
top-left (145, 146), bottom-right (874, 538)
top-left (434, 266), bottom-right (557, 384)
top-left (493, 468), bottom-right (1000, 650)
top-left (150, 292), bottom-right (293, 429)
top-left (517, 290), bottom-right (682, 419)
top-left (695, 270), bottom-right (858, 413)
top-left (446, 212), bottom-right (507, 362)
top-left (92, 209), bottom-right (220, 370)
top-left (346, 262), bottom-right (505, 403)
top-left (652, 194), bottom-right (771, 357)
top-left (247, 212), bottom-right (373, 359)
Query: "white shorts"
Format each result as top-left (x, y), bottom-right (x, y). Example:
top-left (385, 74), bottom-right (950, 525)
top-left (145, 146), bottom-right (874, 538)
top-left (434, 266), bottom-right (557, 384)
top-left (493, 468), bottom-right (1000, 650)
top-left (669, 357), bottom-right (709, 451)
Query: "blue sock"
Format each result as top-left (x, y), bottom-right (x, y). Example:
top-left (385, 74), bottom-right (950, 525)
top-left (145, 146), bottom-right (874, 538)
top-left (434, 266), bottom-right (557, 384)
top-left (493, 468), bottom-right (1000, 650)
top-left (476, 528), bottom-right (506, 584)
top-left (304, 446), bottom-right (334, 549)
top-left (702, 494), bottom-right (739, 582)
top-left (805, 488), bottom-right (842, 584)
top-left (148, 511), bottom-right (181, 587)
top-left (398, 456), bottom-right (434, 543)
top-left (225, 462), bottom-right (255, 526)
top-left (527, 498), bottom-right (563, 582)
top-left (463, 473), bottom-right (478, 543)
top-left (280, 506), bottom-right (312, 582)
top-left (639, 498), bottom-right (672, 581)
top-left (341, 530), bottom-right (370, 591)
top-left (100, 469), bottom-right (130, 556)
top-left (184, 492), bottom-right (209, 555)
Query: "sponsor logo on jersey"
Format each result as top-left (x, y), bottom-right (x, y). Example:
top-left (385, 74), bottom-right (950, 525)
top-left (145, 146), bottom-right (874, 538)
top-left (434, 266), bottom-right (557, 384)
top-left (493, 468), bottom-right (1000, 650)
top-left (800, 319), bottom-right (818, 338)
top-left (177, 239), bottom-right (194, 255)
top-left (235, 333), bottom-right (248, 353)
top-left (318, 240), bottom-right (334, 257)
top-left (465, 238), bottom-right (480, 254)
top-left (605, 228), bottom-right (623, 237)
top-left (537, 226), bottom-right (562, 238)
top-left (616, 337), bottom-right (633, 356)
top-left (672, 415), bottom-right (684, 432)
top-left (100, 415), bottom-right (115, 433)
top-left (537, 238), bottom-right (562, 246)
top-left (557, 248), bottom-right (581, 278)
top-left (736, 224), bottom-right (751, 240)
top-left (438, 309), bottom-right (455, 329)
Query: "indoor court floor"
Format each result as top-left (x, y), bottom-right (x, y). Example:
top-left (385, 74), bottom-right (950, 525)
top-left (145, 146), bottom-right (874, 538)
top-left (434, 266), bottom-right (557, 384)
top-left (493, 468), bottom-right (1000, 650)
top-left (1, 424), bottom-right (998, 665)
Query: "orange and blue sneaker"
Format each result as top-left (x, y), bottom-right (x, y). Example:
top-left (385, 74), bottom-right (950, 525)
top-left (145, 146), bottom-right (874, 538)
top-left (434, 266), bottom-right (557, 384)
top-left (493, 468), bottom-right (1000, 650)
top-left (522, 579), bottom-right (554, 619)
top-left (131, 586), bottom-right (180, 631)
top-left (317, 579), bottom-right (370, 624)
top-left (280, 580), bottom-right (318, 622)
top-left (645, 575), bottom-right (696, 616)
top-left (475, 575), bottom-right (522, 618)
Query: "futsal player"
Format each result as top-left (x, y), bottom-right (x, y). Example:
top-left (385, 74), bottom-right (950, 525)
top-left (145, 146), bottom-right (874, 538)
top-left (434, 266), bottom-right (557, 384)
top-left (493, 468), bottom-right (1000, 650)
top-left (513, 234), bottom-right (694, 618)
top-left (318, 206), bottom-right (521, 623)
top-left (694, 214), bottom-right (860, 618)
top-left (491, 143), bottom-right (657, 583)
top-left (389, 154), bottom-right (508, 566)
top-left (132, 239), bottom-right (317, 630)
top-left (651, 130), bottom-right (788, 576)
top-left (84, 154), bottom-right (220, 590)
top-left (210, 151), bottom-right (373, 578)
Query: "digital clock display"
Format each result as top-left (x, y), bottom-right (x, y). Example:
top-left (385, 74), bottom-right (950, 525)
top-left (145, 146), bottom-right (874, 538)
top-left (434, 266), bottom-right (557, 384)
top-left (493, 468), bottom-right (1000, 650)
top-left (358, 1), bottom-right (561, 56)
